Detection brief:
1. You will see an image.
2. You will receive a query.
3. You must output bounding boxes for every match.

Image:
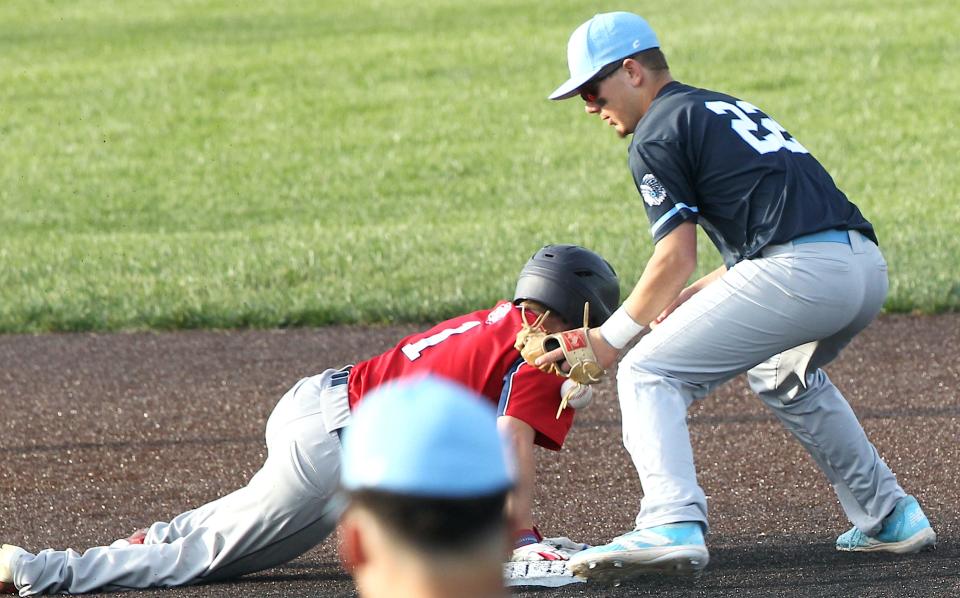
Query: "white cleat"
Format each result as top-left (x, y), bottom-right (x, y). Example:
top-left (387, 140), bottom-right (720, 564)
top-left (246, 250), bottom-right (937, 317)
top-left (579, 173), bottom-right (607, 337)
top-left (569, 523), bottom-right (709, 583)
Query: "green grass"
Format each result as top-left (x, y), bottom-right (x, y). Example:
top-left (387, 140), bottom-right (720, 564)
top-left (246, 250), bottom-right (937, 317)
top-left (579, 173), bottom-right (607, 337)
top-left (1, 0), bottom-right (958, 332)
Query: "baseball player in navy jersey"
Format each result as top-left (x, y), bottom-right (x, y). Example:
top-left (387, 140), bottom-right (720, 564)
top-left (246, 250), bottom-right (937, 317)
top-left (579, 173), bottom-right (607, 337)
top-left (536, 11), bottom-right (937, 582)
top-left (0, 244), bottom-right (618, 595)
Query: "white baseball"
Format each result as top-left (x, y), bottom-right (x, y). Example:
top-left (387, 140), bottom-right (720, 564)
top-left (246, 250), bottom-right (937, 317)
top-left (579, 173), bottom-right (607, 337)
top-left (560, 379), bottom-right (593, 410)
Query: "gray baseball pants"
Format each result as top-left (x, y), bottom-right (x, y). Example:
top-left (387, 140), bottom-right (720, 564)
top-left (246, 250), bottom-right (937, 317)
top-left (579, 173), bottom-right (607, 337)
top-left (619, 230), bottom-right (904, 536)
top-left (12, 371), bottom-right (349, 595)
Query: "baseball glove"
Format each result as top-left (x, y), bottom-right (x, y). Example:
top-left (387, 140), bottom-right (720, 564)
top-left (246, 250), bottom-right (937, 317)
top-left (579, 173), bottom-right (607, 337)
top-left (514, 304), bottom-right (606, 418)
top-left (514, 308), bottom-right (563, 376)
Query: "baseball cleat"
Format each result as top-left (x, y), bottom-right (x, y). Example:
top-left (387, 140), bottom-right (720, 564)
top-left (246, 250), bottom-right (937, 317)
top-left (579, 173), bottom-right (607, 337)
top-left (0, 544), bottom-right (28, 594)
top-left (569, 522), bottom-right (708, 583)
top-left (836, 495), bottom-right (937, 554)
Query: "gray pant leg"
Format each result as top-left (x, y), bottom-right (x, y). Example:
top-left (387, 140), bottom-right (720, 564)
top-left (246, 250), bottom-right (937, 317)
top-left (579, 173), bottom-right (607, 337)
top-left (621, 232), bottom-right (898, 533)
top-left (148, 375), bottom-right (338, 545)
top-left (17, 531), bottom-right (226, 594)
top-left (619, 261), bottom-right (785, 531)
top-left (16, 494), bottom-right (343, 595)
top-left (750, 367), bottom-right (904, 536)
top-left (746, 239), bottom-right (904, 535)
top-left (14, 373), bottom-right (345, 595)
top-left (617, 369), bottom-right (713, 530)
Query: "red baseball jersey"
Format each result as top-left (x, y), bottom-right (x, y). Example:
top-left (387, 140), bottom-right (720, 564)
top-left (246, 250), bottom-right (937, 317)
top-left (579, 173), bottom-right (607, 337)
top-left (347, 301), bottom-right (573, 450)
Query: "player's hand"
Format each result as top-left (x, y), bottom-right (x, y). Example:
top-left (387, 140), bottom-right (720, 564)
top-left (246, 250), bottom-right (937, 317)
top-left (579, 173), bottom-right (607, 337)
top-left (511, 537), bottom-right (589, 561)
top-left (542, 536), bottom-right (590, 555)
top-left (511, 542), bottom-right (568, 561)
top-left (535, 328), bottom-right (619, 371)
top-left (651, 285), bottom-right (699, 328)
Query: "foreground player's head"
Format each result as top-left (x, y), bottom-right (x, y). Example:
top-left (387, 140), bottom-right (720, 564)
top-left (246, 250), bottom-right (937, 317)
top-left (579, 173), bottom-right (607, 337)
top-left (513, 244), bottom-right (620, 328)
top-left (338, 376), bottom-right (513, 598)
top-left (549, 12), bottom-right (673, 136)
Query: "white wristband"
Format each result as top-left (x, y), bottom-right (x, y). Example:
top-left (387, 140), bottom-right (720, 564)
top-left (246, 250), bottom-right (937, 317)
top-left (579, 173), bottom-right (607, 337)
top-left (598, 305), bottom-right (646, 350)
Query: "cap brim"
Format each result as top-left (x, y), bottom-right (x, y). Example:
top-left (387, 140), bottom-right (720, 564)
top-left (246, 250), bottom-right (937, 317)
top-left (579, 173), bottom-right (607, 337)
top-left (548, 68), bottom-right (601, 101)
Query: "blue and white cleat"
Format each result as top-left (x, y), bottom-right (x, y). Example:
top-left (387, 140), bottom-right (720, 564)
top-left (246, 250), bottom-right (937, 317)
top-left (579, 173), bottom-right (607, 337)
top-left (569, 522), bottom-right (708, 582)
top-left (836, 495), bottom-right (936, 554)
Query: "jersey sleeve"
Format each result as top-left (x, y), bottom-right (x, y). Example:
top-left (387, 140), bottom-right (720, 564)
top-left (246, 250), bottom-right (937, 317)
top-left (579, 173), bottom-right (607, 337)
top-left (629, 140), bottom-right (699, 243)
top-left (497, 360), bottom-right (573, 451)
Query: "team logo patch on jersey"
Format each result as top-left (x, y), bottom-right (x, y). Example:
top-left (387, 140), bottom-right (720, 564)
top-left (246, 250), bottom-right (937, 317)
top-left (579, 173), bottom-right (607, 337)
top-left (486, 302), bottom-right (512, 324)
top-left (640, 174), bottom-right (668, 207)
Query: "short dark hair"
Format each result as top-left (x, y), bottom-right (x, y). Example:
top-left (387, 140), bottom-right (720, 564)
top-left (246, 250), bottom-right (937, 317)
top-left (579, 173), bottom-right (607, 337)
top-left (349, 489), bottom-right (509, 553)
top-left (629, 47), bottom-right (669, 71)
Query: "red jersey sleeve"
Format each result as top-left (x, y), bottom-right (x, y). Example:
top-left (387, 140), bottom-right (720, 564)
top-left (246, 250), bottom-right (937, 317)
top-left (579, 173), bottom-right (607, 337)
top-left (498, 361), bottom-right (573, 451)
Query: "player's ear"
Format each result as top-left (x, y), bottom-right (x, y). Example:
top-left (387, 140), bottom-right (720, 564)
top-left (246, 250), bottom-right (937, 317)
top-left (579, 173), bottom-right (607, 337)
top-left (337, 514), bottom-right (368, 572)
top-left (622, 58), bottom-right (645, 86)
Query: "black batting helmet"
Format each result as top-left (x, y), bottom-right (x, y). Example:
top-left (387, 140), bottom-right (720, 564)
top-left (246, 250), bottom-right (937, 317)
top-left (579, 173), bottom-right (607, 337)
top-left (513, 245), bottom-right (620, 327)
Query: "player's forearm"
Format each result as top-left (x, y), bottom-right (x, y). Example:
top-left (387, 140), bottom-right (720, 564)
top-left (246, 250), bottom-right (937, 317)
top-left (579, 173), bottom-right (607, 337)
top-left (595, 223), bottom-right (697, 355)
top-left (621, 242), bottom-right (697, 327)
top-left (497, 416), bottom-right (536, 531)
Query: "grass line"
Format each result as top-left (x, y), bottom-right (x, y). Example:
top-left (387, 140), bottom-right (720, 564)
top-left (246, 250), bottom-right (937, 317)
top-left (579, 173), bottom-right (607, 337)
top-left (1, 0), bottom-right (957, 332)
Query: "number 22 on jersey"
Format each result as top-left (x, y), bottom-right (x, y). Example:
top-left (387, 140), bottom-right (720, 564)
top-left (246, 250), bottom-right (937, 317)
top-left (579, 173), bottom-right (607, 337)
top-left (705, 100), bottom-right (809, 155)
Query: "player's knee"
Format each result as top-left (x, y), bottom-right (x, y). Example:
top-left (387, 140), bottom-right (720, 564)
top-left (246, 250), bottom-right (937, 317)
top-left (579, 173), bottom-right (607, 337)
top-left (746, 367), bottom-right (777, 395)
top-left (748, 368), bottom-right (805, 403)
top-left (616, 343), bottom-right (663, 385)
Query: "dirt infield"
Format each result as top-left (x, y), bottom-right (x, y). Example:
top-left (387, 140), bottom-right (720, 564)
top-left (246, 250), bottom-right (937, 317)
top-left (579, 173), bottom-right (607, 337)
top-left (1, 315), bottom-right (957, 597)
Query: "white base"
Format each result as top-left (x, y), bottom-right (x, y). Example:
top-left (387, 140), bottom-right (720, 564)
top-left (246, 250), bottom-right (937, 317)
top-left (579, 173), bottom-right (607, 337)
top-left (504, 561), bottom-right (586, 587)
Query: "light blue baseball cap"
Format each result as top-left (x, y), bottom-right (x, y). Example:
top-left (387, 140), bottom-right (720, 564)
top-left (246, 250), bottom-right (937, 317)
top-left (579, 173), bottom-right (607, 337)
top-left (549, 12), bottom-right (660, 100)
top-left (340, 375), bottom-right (514, 498)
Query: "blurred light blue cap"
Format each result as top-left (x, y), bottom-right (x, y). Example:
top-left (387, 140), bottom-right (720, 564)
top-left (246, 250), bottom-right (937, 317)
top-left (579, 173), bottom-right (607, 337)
top-left (340, 375), bottom-right (514, 498)
top-left (549, 12), bottom-right (660, 100)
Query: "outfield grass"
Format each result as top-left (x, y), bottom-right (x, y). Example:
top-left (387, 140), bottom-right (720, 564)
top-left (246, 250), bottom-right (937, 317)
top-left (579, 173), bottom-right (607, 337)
top-left (1, 0), bottom-right (957, 332)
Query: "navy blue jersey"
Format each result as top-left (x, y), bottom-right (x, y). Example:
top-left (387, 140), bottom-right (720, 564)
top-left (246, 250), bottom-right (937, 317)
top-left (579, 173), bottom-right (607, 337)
top-left (628, 82), bottom-right (876, 266)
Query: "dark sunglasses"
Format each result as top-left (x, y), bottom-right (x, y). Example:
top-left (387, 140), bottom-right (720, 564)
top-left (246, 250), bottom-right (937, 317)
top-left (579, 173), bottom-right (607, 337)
top-left (579, 60), bottom-right (624, 104)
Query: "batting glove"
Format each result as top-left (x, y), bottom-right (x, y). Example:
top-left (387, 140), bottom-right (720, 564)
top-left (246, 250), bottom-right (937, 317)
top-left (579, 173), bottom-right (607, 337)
top-left (511, 541), bottom-right (570, 561)
top-left (511, 528), bottom-right (589, 561)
